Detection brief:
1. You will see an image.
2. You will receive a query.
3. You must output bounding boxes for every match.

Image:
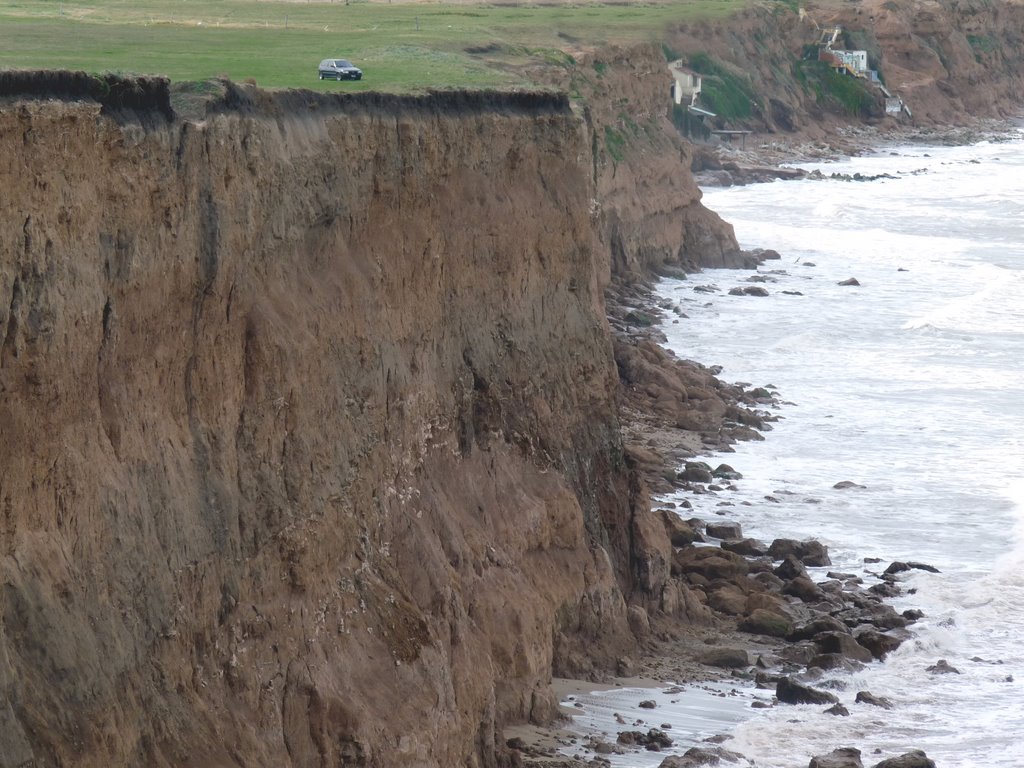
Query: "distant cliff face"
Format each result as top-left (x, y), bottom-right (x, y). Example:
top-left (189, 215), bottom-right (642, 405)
top-left (0, 81), bottom-right (652, 767)
top-left (663, 0), bottom-right (1024, 135)
top-left (524, 45), bottom-right (744, 280)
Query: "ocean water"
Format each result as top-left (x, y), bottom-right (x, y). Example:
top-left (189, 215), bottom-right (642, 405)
top-left (645, 130), bottom-right (1024, 767)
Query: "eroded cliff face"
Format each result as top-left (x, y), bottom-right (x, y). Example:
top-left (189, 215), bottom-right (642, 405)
top-left (0, 82), bottom-right (650, 767)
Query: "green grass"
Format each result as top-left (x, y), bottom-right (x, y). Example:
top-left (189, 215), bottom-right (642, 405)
top-left (0, 0), bottom-right (753, 91)
top-left (796, 60), bottom-right (876, 117)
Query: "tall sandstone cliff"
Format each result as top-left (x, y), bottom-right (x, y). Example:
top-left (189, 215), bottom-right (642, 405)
top-left (0, 70), bottom-right (733, 767)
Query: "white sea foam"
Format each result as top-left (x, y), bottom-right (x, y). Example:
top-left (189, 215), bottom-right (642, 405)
top-left (558, 133), bottom-right (1024, 766)
top-left (655, 133), bottom-right (1024, 766)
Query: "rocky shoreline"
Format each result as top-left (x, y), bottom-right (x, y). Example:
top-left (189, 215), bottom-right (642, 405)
top-left (506, 114), bottom-right (1024, 768)
top-left (691, 118), bottom-right (1023, 188)
top-left (506, 199), bottom-right (969, 766)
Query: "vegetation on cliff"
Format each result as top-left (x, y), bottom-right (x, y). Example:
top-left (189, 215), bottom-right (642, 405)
top-left (0, 0), bottom-right (752, 90)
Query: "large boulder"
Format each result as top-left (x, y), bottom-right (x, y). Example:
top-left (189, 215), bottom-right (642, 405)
top-left (884, 561), bottom-right (940, 575)
top-left (706, 521), bottom-right (743, 540)
top-left (768, 538), bottom-right (832, 567)
top-left (776, 676), bottom-right (839, 705)
top-left (810, 747), bottom-right (864, 768)
top-left (814, 632), bottom-right (874, 664)
top-left (739, 609), bottom-right (794, 638)
top-left (660, 510), bottom-right (701, 547)
top-left (745, 592), bottom-right (788, 617)
top-left (712, 464), bottom-right (743, 480)
top-left (855, 691), bottom-right (894, 709)
top-left (871, 751), bottom-right (936, 768)
top-left (700, 647), bottom-right (750, 669)
top-left (809, 654), bottom-right (863, 672)
top-left (674, 547), bottom-right (749, 581)
top-left (784, 575), bottom-right (826, 603)
top-left (681, 462), bottom-right (714, 483)
top-left (708, 585), bottom-right (749, 616)
top-left (788, 615), bottom-right (850, 642)
top-left (854, 629), bottom-right (905, 660)
top-left (774, 554), bottom-right (809, 580)
top-left (721, 538), bottom-right (767, 557)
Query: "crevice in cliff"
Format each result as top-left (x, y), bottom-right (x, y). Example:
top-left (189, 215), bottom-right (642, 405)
top-left (1, 276), bottom-right (23, 367)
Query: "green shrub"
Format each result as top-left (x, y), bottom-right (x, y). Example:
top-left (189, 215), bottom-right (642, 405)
top-left (604, 124), bottom-right (626, 162)
top-left (796, 60), bottom-right (876, 117)
top-left (687, 52), bottom-right (758, 120)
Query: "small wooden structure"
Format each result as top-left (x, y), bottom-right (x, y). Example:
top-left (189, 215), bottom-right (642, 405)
top-left (710, 129), bottom-right (752, 149)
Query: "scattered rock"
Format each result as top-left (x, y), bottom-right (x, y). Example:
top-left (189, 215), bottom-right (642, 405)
top-left (618, 728), bottom-right (673, 750)
top-left (871, 750), bottom-right (936, 768)
top-left (824, 703), bottom-right (850, 717)
top-left (855, 691), bottom-right (894, 709)
top-left (658, 745), bottom-right (745, 767)
top-left (638, 700), bottom-right (657, 709)
top-left (728, 286), bottom-right (770, 297)
top-left (926, 659), bottom-right (960, 674)
top-left (837, 278), bottom-right (860, 286)
top-left (810, 747), bottom-right (864, 768)
top-left (833, 480), bottom-right (866, 489)
top-left (624, 310), bottom-right (656, 327)
top-left (776, 676), bottom-right (839, 705)
top-left (590, 737), bottom-right (625, 755)
top-left (884, 561), bottom-right (940, 575)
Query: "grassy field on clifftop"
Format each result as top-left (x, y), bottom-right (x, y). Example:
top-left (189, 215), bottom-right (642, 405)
top-left (0, 0), bottom-right (753, 91)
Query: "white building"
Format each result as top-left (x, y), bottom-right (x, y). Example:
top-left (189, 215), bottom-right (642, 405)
top-left (834, 49), bottom-right (869, 75)
top-left (668, 60), bottom-right (702, 105)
